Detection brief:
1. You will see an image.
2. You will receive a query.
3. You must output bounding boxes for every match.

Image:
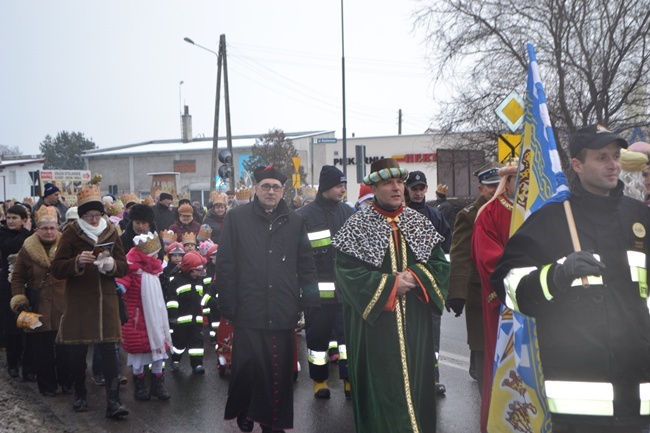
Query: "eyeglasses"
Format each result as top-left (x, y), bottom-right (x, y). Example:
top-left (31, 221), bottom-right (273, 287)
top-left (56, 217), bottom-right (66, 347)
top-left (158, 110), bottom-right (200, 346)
top-left (82, 213), bottom-right (104, 221)
top-left (259, 184), bottom-right (284, 192)
top-left (38, 226), bottom-right (58, 231)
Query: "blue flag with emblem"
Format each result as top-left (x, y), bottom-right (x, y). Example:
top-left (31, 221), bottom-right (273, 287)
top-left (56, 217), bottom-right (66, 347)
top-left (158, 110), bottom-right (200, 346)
top-left (487, 43), bottom-right (567, 433)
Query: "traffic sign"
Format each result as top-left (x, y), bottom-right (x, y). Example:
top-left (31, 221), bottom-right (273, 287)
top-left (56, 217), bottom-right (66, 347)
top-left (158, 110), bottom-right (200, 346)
top-left (292, 173), bottom-right (301, 189)
top-left (498, 134), bottom-right (521, 162)
top-left (316, 138), bottom-right (337, 144)
top-left (495, 91), bottom-right (524, 132)
top-left (292, 157), bottom-right (300, 172)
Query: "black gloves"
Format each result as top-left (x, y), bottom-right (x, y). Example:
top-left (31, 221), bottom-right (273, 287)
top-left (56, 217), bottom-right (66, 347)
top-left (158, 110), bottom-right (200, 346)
top-left (552, 251), bottom-right (605, 294)
top-left (445, 298), bottom-right (465, 317)
top-left (17, 305), bottom-right (32, 313)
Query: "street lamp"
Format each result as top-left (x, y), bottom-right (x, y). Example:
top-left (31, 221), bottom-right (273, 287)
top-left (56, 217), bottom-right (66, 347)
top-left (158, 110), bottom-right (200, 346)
top-left (184, 37), bottom-right (221, 191)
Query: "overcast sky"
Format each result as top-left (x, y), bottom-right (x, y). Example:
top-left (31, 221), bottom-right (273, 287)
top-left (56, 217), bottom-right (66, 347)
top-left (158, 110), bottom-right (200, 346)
top-left (1, 1), bottom-right (443, 157)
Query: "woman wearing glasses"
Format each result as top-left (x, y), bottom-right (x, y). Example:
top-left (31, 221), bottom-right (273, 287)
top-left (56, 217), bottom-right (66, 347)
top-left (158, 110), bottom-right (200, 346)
top-left (10, 206), bottom-right (71, 396)
top-left (51, 183), bottom-right (130, 419)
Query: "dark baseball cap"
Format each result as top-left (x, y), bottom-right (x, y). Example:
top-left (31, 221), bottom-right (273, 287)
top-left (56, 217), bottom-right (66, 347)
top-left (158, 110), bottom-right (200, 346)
top-left (406, 171), bottom-right (427, 188)
top-left (569, 124), bottom-right (628, 158)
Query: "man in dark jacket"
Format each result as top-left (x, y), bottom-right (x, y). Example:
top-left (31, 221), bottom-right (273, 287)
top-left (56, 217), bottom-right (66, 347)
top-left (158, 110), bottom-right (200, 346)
top-left (297, 165), bottom-right (353, 399)
top-left (405, 170), bottom-right (452, 396)
top-left (152, 193), bottom-right (175, 231)
top-left (217, 165), bottom-right (319, 433)
top-left (492, 125), bottom-right (650, 432)
top-left (33, 183), bottom-right (69, 224)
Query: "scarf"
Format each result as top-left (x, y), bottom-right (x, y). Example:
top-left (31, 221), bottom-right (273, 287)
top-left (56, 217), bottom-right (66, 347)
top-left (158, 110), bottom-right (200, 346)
top-left (77, 217), bottom-right (108, 243)
top-left (140, 269), bottom-right (172, 359)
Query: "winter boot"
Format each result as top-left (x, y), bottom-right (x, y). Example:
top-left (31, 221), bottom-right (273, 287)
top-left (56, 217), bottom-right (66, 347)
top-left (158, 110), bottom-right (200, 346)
top-left (72, 379), bottom-right (88, 412)
top-left (313, 380), bottom-right (330, 399)
top-left (105, 377), bottom-right (129, 418)
top-left (133, 374), bottom-right (150, 401)
top-left (150, 372), bottom-right (171, 400)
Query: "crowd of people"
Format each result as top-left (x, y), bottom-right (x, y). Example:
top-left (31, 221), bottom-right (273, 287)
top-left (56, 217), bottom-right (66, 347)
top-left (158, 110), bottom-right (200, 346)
top-left (1, 124), bottom-right (650, 432)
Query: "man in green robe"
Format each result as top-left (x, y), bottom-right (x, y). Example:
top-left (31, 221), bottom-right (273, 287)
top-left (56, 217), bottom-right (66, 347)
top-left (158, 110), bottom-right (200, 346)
top-left (332, 158), bottom-right (449, 433)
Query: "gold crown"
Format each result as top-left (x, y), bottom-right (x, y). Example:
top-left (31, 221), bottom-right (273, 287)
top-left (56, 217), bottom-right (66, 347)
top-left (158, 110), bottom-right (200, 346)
top-left (141, 197), bottom-right (154, 206)
top-left (22, 197), bottom-right (35, 206)
top-left (104, 198), bottom-right (124, 216)
top-left (436, 184), bottom-right (448, 195)
top-left (121, 193), bottom-right (140, 205)
top-left (235, 187), bottom-right (251, 201)
top-left (134, 232), bottom-right (162, 255)
top-left (301, 187), bottom-right (317, 198)
top-left (34, 206), bottom-right (59, 225)
top-left (182, 231), bottom-right (196, 245)
top-left (76, 183), bottom-right (101, 206)
top-left (160, 229), bottom-right (177, 244)
top-left (197, 224), bottom-right (213, 242)
top-left (210, 191), bottom-right (228, 206)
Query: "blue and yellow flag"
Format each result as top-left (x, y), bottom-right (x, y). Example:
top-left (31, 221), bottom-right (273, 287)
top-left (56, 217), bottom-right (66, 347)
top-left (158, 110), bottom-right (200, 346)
top-left (487, 43), bottom-right (567, 433)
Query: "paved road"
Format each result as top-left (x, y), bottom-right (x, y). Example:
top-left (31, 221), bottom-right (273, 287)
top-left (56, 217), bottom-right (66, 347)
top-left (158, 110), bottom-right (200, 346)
top-left (14, 312), bottom-right (481, 432)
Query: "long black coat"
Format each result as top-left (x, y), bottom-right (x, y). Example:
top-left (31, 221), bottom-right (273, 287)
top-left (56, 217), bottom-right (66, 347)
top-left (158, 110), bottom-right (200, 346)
top-left (215, 196), bottom-right (319, 330)
top-left (0, 225), bottom-right (33, 334)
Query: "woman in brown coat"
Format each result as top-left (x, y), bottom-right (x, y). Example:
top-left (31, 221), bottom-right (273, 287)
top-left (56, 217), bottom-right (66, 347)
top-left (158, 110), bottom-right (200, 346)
top-left (51, 183), bottom-right (130, 419)
top-left (10, 206), bottom-right (71, 397)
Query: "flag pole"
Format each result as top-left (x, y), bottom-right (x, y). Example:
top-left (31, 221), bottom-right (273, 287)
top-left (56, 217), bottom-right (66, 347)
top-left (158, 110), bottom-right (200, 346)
top-left (562, 201), bottom-right (590, 287)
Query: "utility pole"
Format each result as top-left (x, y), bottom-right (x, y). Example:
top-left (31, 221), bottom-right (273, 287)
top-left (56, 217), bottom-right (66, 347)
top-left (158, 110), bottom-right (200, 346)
top-left (221, 34), bottom-right (234, 191)
top-left (398, 109), bottom-right (402, 135)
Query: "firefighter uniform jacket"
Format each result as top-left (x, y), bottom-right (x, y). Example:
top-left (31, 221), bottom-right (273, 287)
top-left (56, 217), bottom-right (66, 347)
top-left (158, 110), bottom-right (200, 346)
top-left (296, 194), bottom-right (353, 303)
top-left (166, 271), bottom-right (204, 327)
top-left (492, 181), bottom-right (650, 428)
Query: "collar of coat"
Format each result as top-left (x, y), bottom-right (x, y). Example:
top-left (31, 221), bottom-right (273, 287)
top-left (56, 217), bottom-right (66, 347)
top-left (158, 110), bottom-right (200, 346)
top-left (22, 232), bottom-right (61, 269)
top-left (332, 205), bottom-right (443, 268)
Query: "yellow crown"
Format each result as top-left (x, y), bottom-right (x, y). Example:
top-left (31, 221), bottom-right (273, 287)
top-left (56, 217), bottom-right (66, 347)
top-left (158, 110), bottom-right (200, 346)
top-left (197, 224), bottom-right (213, 242)
top-left (133, 232), bottom-right (162, 255)
top-left (34, 206), bottom-right (59, 225)
top-left (105, 198), bottom-right (124, 216)
top-left (141, 197), bottom-right (154, 206)
top-left (121, 193), bottom-right (140, 205)
top-left (210, 191), bottom-right (228, 206)
top-left (301, 187), bottom-right (317, 198)
top-left (182, 231), bottom-right (196, 245)
top-left (160, 229), bottom-right (177, 245)
top-left (235, 187), bottom-right (251, 201)
top-left (76, 183), bottom-right (101, 207)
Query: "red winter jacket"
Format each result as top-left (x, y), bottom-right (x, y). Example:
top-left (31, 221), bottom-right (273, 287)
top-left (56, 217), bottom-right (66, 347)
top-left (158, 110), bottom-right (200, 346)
top-left (117, 248), bottom-right (165, 354)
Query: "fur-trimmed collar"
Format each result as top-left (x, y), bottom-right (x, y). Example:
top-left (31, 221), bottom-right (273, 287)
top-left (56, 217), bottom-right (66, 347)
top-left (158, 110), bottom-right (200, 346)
top-left (332, 205), bottom-right (443, 268)
top-left (22, 233), bottom-right (60, 269)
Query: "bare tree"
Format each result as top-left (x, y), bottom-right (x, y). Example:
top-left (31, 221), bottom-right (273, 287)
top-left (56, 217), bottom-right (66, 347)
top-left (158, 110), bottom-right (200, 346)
top-left (413, 0), bottom-right (650, 157)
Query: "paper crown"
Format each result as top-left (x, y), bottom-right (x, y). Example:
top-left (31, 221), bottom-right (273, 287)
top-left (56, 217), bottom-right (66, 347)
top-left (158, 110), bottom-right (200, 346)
top-left (141, 197), bottom-right (154, 206)
top-left (302, 187), bottom-right (317, 198)
top-left (197, 224), bottom-right (213, 242)
top-left (436, 184), bottom-right (448, 195)
top-left (235, 187), bottom-right (251, 202)
top-left (121, 192), bottom-right (140, 205)
top-left (160, 229), bottom-right (176, 245)
top-left (210, 191), bottom-right (228, 206)
top-left (182, 231), bottom-right (196, 245)
top-left (34, 206), bottom-right (59, 225)
top-left (76, 183), bottom-right (102, 206)
top-left (104, 198), bottom-right (124, 216)
top-left (133, 232), bottom-right (162, 255)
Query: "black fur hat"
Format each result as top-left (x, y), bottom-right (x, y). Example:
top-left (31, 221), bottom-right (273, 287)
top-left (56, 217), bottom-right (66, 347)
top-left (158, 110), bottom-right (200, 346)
top-left (129, 204), bottom-right (155, 224)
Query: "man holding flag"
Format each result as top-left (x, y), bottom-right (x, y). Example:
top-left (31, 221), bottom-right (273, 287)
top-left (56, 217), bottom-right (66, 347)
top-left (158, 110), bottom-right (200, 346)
top-left (491, 43), bottom-right (650, 433)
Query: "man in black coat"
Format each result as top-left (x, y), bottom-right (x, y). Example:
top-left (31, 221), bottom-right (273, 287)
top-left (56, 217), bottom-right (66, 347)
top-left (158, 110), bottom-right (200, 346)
top-left (406, 170), bottom-right (452, 396)
top-left (216, 165), bottom-right (319, 433)
top-left (152, 193), bottom-right (175, 231)
top-left (297, 165), bottom-right (353, 400)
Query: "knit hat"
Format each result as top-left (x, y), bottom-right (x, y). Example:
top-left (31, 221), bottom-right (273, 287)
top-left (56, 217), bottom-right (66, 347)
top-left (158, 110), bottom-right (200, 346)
top-left (253, 165), bottom-right (287, 185)
top-left (357, 184), bottom-right (374, 204)
top-left (569, 124), bottom-right (628, 158)
top-left (65, 206), bottom-right (79, 221)
top-left (43, 183), bottom-right (60, 198)
top-left (363, 158), bottom-right (408, 186)
top-left (159, 192), bottom-right (173, 201)
top-left (129, 204), bottom-right (155, 224)
top-left (318, 165), bottom-right (347, 193)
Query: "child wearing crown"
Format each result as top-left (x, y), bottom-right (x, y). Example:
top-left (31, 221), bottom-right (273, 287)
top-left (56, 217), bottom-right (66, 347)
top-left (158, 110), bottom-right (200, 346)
top-left (116, 232), bottom-right (172, 402)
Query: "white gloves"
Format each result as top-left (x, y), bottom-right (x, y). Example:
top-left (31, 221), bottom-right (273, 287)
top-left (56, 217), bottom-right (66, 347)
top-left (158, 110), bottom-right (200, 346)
top-left (93, 251), bottom-right (115, 274)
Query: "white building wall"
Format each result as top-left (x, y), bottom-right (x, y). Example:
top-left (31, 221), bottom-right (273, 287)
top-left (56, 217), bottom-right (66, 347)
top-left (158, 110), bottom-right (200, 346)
top-left (0, 161), bottom-right (43, 203)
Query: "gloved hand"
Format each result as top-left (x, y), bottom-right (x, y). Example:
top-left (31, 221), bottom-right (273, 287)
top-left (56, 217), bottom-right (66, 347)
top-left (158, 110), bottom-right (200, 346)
top-left (445, 298), bottom-right (465, 317)
top-left (17, 304), bottom-right (32, 313)
top-left (552, 251), bottom-right (606, 293)
top-left (93, 251), bottom-right (115, 274)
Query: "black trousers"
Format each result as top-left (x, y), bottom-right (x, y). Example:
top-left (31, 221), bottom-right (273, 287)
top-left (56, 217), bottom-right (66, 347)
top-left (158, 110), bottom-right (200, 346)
top-left (305, 302), bottom-right (347, 382)
top-left (30, 331), bottom-right (72, 394)
top-left (171, 324), bottom-right (204, 367)
top-left (69, 342), bottom-right (119, 391)
top-left (5, 332), bottom-right (35, 377)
